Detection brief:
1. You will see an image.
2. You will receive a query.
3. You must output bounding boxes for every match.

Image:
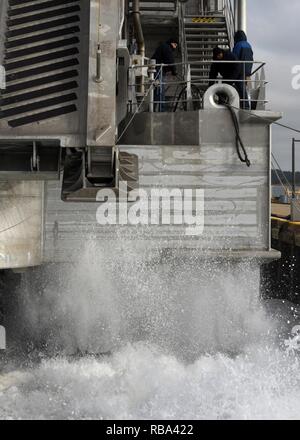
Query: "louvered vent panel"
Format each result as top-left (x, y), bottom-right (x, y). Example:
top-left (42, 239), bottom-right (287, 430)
top-left (0, 0), bottom-right (81, 127)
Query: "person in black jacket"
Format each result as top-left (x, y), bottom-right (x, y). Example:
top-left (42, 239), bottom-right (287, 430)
top-left (209, 47), bottom-right (248, 109)
top-left (152, 38), bottom-right (178, 75)
top-left (152, 38), bottom-right (178, 111)
top-left (209, 47), bottom-right (241, 82)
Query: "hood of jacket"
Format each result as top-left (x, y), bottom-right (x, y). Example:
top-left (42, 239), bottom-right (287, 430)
top-left (166, 37), bottom-right (179, 49)
top-left (234, 30), bottom-right (247, 44)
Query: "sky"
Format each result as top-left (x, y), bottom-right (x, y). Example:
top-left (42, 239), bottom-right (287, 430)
top-left (248, 0), bottom-right (300, 170)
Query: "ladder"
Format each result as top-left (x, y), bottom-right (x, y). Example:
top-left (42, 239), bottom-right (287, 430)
top-left (181, 0), bottom-right (234, 89)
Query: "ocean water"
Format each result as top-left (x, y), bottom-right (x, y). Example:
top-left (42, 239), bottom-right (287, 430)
top-left (0, 240), bottom-right (299, 420)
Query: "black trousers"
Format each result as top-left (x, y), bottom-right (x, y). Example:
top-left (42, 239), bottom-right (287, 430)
top-left (234, 80), bottom-right (250, 110)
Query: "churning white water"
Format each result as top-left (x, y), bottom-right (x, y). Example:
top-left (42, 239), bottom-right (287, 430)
top-left (0, 239), bottom-right (300, 420)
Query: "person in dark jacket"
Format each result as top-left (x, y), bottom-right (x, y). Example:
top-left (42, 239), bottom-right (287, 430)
top-left (152, 38), bottom-right (178, 111)
top-left (152, 38), bottom-right (178, 76)
top-left (233, 31), bottom-right (254, 109)
top-left (209, 46), bottom-right (246, 109)
top-left (233, 30), bottom-right (253, 77)
top-left (209, 47), bottom-right (241, 82)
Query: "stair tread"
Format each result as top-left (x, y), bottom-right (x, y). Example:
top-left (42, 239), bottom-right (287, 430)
top-left (186, 36), bottom-right (228, 39)
top-left (183, 8), bottom-right (231, 86)
top-left (185, 27), bottom-right (227, 31)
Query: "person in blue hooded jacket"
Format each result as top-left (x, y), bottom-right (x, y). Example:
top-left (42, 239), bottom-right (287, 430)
top-left (233, 30), bottom-right (254, 109)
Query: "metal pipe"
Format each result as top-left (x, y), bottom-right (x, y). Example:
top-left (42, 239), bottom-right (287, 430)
top-left (186, 64), bottom-right (193, 111)
top-left (119, 0), bottom-right (125, 40)
top-left (234, 0), bottom-right (247, 33)
top-left (292, 138), bottom-right (296, 199)
top-left (95, 1), bottom-right (103, 83)
top-left (95, 44), bottom-right (103, 83)
top-left (148, 59), bottom-right (156, 113)
top-left (132, 0), bottom-right (145, 58)
top-left (234, 0), bottom-right (238, 31)
top-left (124, 0), bottom-right (129, 41)
top-left (132, 0), bottom-right (145, 97)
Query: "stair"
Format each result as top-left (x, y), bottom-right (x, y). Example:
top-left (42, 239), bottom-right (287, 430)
top-left (0, 0), bottom-right (81, 128)
top-left (184, 15), bottom-right (230, 88)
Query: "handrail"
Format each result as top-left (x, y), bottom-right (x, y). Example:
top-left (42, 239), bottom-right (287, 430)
top-left (130, 59), bottom-right (267, 84)
top-left (180, 1), bottom-right (235, 50)
top-left (183, 0), bottom-right (233, 16)
top-left (130, 60), bottom-right (266, 72)
top-left (223, 0), bottom-right (235, 48)
top-left (178, 1), bottom-right (188, 79)
top-left (128, 59), bottom-right (268, 110)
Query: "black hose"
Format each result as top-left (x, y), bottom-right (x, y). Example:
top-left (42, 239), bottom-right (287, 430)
top-left (173, 89), bottom-right (251, 167)
top-left (173, 86), bottom-right (187, 112)
top-left (225, 103), bottom-right (251, 167)
top-left (173, 84), bottom-right (202, 113)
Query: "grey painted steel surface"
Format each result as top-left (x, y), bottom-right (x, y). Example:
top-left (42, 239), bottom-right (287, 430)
top-left (43, 102), bottom-right (282, 262)
top-left (0, 0), bottom-right (87, 145)
top-left (130, 1), bottom-right (177, 16)
top-left (0, 0), bottom-right (120, 149)
top-left (0, 0), bottom-right (122, 269)
top-left (0, 181), bottom-right (44, 269)
top-left (0, 0), bottom-right (280, 265)
top-left (87, 0), bottom-right (119, 148)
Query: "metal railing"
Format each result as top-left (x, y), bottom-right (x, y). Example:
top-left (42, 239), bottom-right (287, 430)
top-left (184, 0), bottom-right (233, 16)
top-left (128, 59), bottom-right (268, 112)
top-left (179, 1), bottom-right (188, 81)
top-left (181, 0), bottom-right (235, 47)
top-left (179, 0), bottom-right (236, 84)
top-left (223, 0), bottom-right (235, 48)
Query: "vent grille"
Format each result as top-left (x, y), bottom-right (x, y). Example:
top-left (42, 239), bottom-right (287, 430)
top-left (0, 0), bottom-right (81, 128)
